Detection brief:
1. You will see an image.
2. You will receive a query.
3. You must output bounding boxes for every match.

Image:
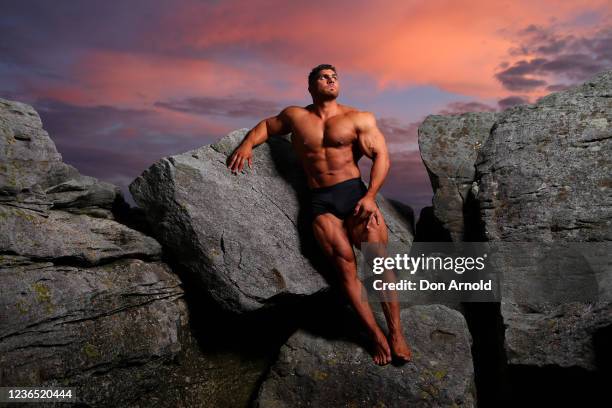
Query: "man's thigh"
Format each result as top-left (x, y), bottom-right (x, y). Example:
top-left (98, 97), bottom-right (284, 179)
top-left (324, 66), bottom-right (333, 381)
top-left (312, 213), bottom-right (355, 261)
top-left (345, 211), bottom-right (389, 249)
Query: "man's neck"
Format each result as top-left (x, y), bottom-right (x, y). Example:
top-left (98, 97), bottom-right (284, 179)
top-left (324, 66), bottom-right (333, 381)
top-left (311, 98), bottom-right (340, 119)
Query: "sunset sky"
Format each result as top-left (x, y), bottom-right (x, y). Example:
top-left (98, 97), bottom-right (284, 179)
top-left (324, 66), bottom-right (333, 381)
top-left (2, 0), bottom-right (611, 216)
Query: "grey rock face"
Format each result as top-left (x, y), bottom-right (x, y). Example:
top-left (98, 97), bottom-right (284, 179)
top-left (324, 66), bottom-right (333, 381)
top-left (473, 70), bottom-right (612, 369)
top-left (129, 129), bottom-right (414, 313)
top-left (418, 71), bottom-right (612, 371)
top-left (0, 97), bottom-right (263, 406)
top-left (255, 304), bottom-right (475, 408)
top-left (0, 256), bottom-right (183, 394)
top-left (0, 205), bottom-right (161, 265)
top-left (0, 98), bottom-right (120, 215)
top-left (476, 71), bottom-right (611, 242)
top-left (0, 255), bottom-right (268, 407)
top-left (419, 112), bottom-right (499, 241)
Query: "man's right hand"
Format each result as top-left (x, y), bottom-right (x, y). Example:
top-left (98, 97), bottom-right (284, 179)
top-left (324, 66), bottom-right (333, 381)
top-left (227, 143), bottom-right (253, 174)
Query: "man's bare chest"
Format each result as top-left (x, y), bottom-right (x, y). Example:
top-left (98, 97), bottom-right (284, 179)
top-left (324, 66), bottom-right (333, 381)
top-left (291, 115), bottom-right (358, 149)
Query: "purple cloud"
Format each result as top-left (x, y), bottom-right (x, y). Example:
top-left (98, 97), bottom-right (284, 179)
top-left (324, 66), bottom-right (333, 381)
top-left (496, 24), bottom-right (612, 92)
top-left (155, 96), bottom-right (282, 119)
top-left (32, 98), bottom-right (223, 205)
top-left (498, 95), bottom-right (529, 110)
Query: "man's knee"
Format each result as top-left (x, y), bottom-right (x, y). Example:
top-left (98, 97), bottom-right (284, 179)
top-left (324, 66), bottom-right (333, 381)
top-left (348, 216), bottom-right (388, 246)
top-left (365, 219), bottom-right (388, 240)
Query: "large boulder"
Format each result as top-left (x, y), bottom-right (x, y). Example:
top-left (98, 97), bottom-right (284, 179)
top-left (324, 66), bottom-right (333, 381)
top-left (255, 304), bottom-right (475, 407)
top-left (419, 112), bottom-right (499, 241)
top-left (474, 69), bottom-right (612, 369)
top-left (129, 129), bottom-right (415, 313)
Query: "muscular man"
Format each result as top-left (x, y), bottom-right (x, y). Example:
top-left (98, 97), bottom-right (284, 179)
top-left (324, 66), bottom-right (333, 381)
top-left (227, 64), bottom-right (411, 365)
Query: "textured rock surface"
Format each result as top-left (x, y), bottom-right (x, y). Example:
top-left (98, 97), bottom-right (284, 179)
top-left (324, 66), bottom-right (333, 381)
top-left (0, 256), bottom-right (183, 397)
top-left (0, 256), bottom-right (269, 407)
top-left (256, 304), bottom-right (475, 408)
top-left (0, 204), bottom-right (161, 265)
top-left (419, 112), bottom-right (499, 241)
top-left (473, 70), bottom-right (612, 369)
top-left (0, 97), bottom-right (267, 406)
top-left (0, 98), bottom-right (120, 216)
top-left (130, 129), bottom-right (415, 313)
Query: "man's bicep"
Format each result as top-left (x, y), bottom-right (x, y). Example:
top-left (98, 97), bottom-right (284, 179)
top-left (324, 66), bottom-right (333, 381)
top-left (357, 113), bottom-right (387, 159)
top-left (265, 108), bottom-right (292, 136)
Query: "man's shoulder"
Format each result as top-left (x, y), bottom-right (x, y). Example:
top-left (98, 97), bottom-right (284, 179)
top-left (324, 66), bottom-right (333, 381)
top-left (339, 105), bottom-right (373, 117)
top-left (276, 105), bottom-right (308, 122)
top-left (343, 107), bottom-right (376, 127)
top-left (281, 105), bottom-right (309, 115)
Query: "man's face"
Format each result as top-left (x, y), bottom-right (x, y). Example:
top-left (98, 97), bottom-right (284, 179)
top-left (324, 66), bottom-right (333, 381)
top-left (310, 69), bottom-right (339, 99)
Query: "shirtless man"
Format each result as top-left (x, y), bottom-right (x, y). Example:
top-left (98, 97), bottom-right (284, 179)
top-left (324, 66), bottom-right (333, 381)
top-left (227, 64), bottom-right (411, 365)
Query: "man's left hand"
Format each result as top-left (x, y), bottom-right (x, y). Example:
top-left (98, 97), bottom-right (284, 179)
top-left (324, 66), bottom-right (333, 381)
top-left (353, 195), bottom-right (381, 229)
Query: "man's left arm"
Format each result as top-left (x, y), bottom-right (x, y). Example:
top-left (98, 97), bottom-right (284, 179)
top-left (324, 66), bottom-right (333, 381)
top-left (354, 112), bottom-right (390, 228)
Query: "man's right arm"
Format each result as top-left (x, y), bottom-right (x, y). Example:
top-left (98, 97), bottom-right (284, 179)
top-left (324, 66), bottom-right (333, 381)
top-left (227, 107), bottom-right (292, 173)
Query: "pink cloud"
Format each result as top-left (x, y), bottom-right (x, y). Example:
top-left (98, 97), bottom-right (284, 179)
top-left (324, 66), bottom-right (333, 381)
top-left (152, 0), bottom-right (612, 99)
top-left (20, 0), bottom-right (611, 109)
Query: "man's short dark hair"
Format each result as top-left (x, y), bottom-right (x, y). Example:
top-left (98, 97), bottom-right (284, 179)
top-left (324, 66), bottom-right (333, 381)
top-left (308, 64), bottom-right (337, 86)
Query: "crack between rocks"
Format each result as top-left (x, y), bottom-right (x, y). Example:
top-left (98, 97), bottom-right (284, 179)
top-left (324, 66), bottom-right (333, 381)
top-left (0, 293), bottom-right (182, 342)
top-left (34, 253), bottom-right (162, 269)
top-left (0, 201), bottom-right (51, 216)
top-left (573, 134), bottom-right (612, 144)
top-left (10, 341), bottom-right (74, 351)
top-left (251, 185), bottom-right (297, 228)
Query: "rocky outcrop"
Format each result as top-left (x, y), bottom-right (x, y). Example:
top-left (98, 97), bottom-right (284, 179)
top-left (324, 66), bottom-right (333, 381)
top-left (129, 129), bottom-right (415, 313)
top-left (126, 124), bottom-right (483, 406)
top-left (0, 97), bottom-right (267, 406)
top-left (0, 204), bottom-right (160, 264)
top-left (418, 69), bottom-right (612, 391)
top-left (3, 95), bottom-right (476, 407)
top-left (0, 99), bottom-right (120, 217)
top-left (474, 70), bottom-right (612, 369)
top-left (476, 71), bottom-right (611, 243)
top-left (2, 95), bottom-right (480, 407)
top-left (419, 112), bottom-right (499, 242)
top-left (256, 304), bottom-right (475, 408)
top-left (1, 255), bottom-right (184, 401)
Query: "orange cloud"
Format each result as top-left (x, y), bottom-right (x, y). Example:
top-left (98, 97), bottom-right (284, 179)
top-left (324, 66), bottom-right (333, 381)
top-left (161, 0), bottom-right (612, 99)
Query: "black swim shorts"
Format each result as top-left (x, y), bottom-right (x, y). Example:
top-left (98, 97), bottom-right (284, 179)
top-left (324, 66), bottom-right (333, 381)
top-left (310, 177), bottom-right (368, 220)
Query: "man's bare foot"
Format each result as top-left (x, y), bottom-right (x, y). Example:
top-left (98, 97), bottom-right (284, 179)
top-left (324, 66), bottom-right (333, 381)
top-left (388, 331), bottom-right (412, 363)
top-left (371, 331), bottom-right (392, 366)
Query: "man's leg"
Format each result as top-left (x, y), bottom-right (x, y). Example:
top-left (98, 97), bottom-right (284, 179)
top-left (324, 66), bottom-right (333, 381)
top-left (312, 213), bottom-right (392, 366)
top-left (346, 212), bottom-right (412, 362)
